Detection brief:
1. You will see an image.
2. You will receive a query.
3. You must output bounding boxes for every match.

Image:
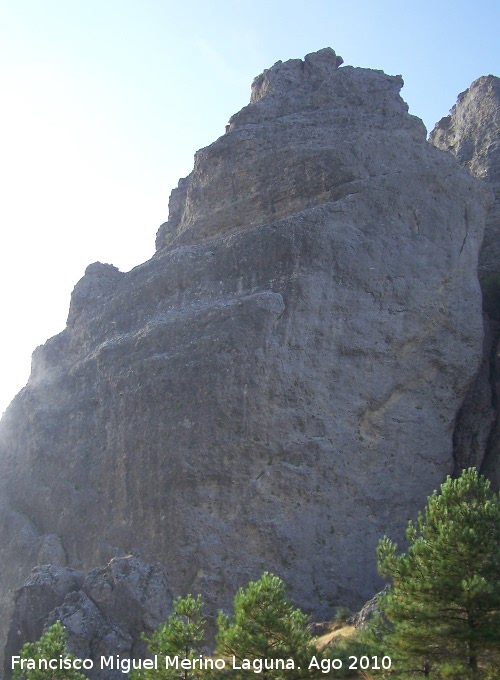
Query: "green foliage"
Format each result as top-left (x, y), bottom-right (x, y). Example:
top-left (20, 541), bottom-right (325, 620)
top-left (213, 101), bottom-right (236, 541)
top-left (12, 621), bottom-right (88, 680)
top-left (377, 468), bottom-right (500, 678)
top-left (216, 572), bottom-right (320, 679)
top-left (131, 594), bottom-right (206, 680)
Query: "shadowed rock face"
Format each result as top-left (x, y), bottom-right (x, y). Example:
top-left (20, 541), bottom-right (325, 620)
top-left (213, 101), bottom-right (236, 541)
top-left (0, 48), bottom-right (492, 667)
top-left (430, 75), bottom-right (500, 486)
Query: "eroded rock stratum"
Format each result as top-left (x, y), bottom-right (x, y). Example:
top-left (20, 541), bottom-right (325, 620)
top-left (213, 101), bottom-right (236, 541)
top-left (0, 48), bottom-right (495, 670)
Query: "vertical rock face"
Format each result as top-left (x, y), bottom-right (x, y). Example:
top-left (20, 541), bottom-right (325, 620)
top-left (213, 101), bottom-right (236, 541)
top-left (430, 76), bottom-right (500, 485)
top-left (0, 49), bottom-right (492, 666)
top-left (430, 76), bottom-right (500, 285)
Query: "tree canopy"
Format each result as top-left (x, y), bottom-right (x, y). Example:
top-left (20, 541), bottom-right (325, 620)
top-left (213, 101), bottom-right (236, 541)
top-left (216, 571), bottom-right (321, 679)
top-left (131, 594), bottom-right (206, 680)
top-left (377, 467), bottom-right (500, 678)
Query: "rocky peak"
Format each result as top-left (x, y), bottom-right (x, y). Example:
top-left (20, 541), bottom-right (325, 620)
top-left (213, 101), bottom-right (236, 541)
top-left (0, 49), bottom-right (494, 672)
top-left (249, 47), bottom-right (344, 105)
top-left (155, 48), bottom-right (422, 252)
top-left (430, 75), bottom-right (500, 180)
top-left (67, 262), bottom-right (124, 328)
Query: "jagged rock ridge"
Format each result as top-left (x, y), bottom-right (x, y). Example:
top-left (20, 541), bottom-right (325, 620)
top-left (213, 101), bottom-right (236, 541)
top-left (0, 48), bottom-right (493, 672)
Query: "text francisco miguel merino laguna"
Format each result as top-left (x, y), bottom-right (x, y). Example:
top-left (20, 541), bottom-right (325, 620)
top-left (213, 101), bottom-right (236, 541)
top-left (12, 655), bottom-right (336, 674)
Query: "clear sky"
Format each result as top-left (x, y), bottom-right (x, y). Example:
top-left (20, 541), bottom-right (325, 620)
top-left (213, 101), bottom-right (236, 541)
top-left (0, 0), bottom-right (498, 415)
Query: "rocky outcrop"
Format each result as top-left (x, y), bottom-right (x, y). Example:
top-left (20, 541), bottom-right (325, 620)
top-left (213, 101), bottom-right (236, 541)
top-left (430, 76), bottom-right (500, 486)
top-left (4, 565), bottom-right (84, 666)
top-left (350, 588), bottom-right (388, 630)
top-left (0, 48), bottom-right (493, 667)
top-left (4, 557), bottom-right (172, 679)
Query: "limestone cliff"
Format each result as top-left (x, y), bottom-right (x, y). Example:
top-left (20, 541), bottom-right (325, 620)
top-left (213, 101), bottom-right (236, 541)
top-left (0, 48), bottom-right (493, 671)
top-left (430, 75), bottom-right (500, 486)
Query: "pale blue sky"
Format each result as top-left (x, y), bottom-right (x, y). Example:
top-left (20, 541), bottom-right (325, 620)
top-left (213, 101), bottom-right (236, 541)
top-left (0, 0), bottom-right (498, 413)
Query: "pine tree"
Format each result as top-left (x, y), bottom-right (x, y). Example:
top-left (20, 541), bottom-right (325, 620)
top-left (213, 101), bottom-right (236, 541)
top-left (215, 572), bottom-right (320, 679)
top-left (12, 620), bottom-right (88, 680)
top-left (131, 594), bottom-right (206, 680)
top-left (377, 468), bottom-right (500, 678)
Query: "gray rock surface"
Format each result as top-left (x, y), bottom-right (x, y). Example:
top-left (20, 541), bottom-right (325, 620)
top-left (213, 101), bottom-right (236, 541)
top-left (0, 48), bottom-right (493, 667)
top-left (351, 588), bottom-right (388, 630)
top-left (4, 557), bottom-right (172, 680)
top-left (4, 565), bottom-right (85, 676)
top-left (157, 48), bottom-right (430, 251)
top-left (429, 76), bottom-right (500, 285)
top-left (430, 75), bottom-right (500, 486)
